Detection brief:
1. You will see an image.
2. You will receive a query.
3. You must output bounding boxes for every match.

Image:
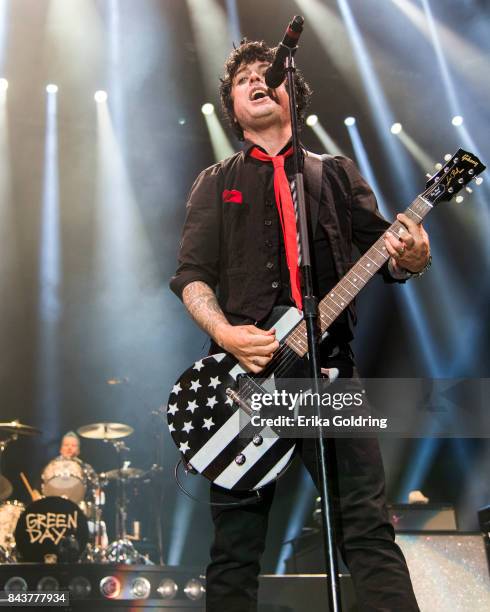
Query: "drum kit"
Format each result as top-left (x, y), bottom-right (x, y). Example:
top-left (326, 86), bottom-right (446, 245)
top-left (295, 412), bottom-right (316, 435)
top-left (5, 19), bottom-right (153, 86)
top-left (0, 419), bottom-right (155, 564)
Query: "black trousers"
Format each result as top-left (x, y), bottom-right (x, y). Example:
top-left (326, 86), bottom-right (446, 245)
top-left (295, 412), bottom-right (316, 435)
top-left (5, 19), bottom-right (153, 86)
top-left (206, 437), bottom-right (419, 612)
top-left (205, 347), bottom-right (419, 612)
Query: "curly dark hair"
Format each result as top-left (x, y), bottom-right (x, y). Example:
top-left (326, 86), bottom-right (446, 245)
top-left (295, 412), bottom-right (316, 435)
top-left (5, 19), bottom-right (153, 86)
top-left (219, 39), bottom-right (312, 141)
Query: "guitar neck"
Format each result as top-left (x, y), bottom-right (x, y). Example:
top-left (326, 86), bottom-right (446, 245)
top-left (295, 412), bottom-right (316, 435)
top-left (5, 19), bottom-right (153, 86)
top-left (286, 194), bottom-right (433, 356)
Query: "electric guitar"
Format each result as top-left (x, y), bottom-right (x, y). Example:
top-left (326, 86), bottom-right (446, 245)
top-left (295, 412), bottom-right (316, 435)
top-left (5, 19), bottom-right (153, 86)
top-left (167, 149), bottom-right (486, 491)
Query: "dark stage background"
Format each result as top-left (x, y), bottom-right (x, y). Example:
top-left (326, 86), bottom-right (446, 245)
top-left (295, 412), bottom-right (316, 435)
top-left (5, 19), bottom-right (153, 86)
top-left (0, 0), bottom-right (489, 571)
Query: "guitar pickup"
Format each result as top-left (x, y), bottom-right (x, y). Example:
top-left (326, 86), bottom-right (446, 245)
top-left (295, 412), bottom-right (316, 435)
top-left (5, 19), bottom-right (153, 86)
top-left (226, 388), bottom-right (254, 415)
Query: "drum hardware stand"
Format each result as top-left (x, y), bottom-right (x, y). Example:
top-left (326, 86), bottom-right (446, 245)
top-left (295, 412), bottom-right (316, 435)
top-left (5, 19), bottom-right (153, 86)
top-left (103, 439), bottom-right (142, 564)
top-left (0, 436), bottom-right (16, 502)
top-left (0, 435), bottom-right (16, 473)
top-left (83, 499), bottom-right (107, 563)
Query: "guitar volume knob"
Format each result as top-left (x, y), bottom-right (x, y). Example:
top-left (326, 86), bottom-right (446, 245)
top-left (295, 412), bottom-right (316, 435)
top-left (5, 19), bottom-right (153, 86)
top-left (235, 454), bottom-right (246, 465)
top-left (252, 435), bottom-right (263, 446)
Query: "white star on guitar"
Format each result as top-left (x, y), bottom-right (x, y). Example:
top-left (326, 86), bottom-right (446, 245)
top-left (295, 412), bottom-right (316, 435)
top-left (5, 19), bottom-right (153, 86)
top-left (209, 376), bottom-right (220, 389)
top-left (202, 417), bottom-right (214, 431)
top-left (179, 441), bottom-right (190, 453)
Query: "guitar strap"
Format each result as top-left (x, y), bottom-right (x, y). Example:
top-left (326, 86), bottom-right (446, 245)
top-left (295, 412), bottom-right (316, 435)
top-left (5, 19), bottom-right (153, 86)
top-left (303, 150), bottom-right (323, 239)
top-left (304, 150), bottom-right (357, 324)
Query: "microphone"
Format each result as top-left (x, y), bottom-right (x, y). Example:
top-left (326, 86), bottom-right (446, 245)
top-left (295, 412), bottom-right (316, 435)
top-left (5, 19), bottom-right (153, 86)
top-left (265, 15), bottom-right (304, 89)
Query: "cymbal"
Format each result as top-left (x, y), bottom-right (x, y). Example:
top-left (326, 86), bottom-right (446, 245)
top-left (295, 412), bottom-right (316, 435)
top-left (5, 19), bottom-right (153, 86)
top-left (77, 422), bottom-right (134, 440)
top-left (0, 420), bottom-right (41, 436)
top-left (0, 475), bottom-right (13, 501)
top-left (101, 467), bottom-right (144, 481)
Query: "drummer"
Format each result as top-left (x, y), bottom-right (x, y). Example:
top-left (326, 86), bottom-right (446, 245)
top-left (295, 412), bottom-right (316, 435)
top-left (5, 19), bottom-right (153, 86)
top-left (32, 431), bottom-right (98, 500)
top-left (59, 431), bottom-right (82, 460)
top-left (33, 431), bottom-right (108, 547)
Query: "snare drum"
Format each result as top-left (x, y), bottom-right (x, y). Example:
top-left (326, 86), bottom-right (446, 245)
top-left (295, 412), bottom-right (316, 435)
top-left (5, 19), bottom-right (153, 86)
top-left (14, 497), bottom-right (88, 562)
top-left (0, 500), bottom-right (25, 549)
top-left (41, 457), bottom-right (86, 503)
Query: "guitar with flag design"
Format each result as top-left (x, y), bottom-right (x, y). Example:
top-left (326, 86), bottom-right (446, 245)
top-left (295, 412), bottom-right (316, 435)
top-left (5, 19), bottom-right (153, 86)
top-left (167, 149), bottom-right (486, 492)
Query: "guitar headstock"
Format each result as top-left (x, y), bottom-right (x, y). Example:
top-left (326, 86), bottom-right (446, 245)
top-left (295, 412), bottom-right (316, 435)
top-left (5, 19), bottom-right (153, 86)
top-left (424, 149), bottom-right (486, 205)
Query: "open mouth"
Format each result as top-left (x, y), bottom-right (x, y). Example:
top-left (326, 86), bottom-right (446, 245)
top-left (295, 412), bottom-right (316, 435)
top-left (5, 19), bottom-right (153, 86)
top-left (250, 88), bottom-right (270, 102)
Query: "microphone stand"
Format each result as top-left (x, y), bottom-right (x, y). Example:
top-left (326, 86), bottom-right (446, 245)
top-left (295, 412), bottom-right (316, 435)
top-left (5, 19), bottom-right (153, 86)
top-left (284, 50), bottom-right (342, 611)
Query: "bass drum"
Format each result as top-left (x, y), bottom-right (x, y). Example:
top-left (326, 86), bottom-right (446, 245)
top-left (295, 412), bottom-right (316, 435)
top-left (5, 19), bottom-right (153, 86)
top-left (14, 497), bottom-right (88, 562)
top-left (41, 457), bottom-right (86, 503)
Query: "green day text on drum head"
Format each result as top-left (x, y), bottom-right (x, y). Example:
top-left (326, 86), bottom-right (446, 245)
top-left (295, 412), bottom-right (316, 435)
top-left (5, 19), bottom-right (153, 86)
top-left (14, 497), bottom-right (88, 562)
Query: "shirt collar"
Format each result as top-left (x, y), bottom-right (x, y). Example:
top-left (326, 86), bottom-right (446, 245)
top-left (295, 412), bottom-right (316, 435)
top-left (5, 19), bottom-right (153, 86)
top-left (244, 138), bottom-right (302, 158)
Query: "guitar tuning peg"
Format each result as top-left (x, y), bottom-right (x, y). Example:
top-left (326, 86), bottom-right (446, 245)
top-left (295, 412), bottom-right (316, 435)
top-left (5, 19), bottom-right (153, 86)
top-left (426, 173), bottom-right (432, 179)
top-left (466, 186), bottom-right (473, 194)
top-left (475, 177), bottom-right (483, 186)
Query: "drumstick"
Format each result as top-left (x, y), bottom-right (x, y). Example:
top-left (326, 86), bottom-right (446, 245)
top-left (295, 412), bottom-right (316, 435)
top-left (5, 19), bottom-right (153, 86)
top-left (20, 471), bottom-right (36, 500)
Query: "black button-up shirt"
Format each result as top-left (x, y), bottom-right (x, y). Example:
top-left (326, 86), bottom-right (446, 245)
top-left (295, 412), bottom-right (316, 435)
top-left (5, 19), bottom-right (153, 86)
top-left (170, 141), bottom-right (398, 340)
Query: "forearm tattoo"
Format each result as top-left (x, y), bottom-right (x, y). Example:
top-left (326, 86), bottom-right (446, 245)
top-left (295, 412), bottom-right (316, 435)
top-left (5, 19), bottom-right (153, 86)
top-left (182, 281), bottom-right (228, 341)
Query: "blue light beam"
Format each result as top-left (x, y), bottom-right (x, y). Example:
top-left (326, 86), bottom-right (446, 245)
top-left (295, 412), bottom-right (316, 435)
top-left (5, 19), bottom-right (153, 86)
top-left (336, 0), bottom-right (415, 199)
top-left (346, 121), bottom-right (442, 373)
top-left (275, 472), bottom-right (316, 574)
top-left (37, 88), bottom-right (62, 434)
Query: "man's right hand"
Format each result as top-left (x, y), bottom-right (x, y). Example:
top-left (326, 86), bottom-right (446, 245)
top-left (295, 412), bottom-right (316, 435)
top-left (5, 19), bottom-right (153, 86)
top-left (215, 323), bottom-right (279, 373)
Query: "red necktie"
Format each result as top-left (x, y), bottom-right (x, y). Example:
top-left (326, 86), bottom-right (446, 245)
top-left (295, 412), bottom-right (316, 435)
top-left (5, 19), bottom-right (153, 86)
top-left (250, 146), bottom-right (302, 311)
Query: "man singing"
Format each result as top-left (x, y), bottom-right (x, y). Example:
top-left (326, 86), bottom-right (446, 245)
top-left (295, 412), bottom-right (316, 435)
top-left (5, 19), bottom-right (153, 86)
top-left (170, 40), bottom-right (430, 612)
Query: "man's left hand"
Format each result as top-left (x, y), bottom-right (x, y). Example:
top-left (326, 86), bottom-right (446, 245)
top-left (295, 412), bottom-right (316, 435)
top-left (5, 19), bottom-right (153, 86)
top-left (384, 213), bottom-right (430, 274)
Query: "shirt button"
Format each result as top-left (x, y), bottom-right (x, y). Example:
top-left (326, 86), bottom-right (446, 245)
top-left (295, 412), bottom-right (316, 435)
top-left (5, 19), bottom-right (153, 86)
top-left (271, 281), bottom-right (279, 289)
top-left (265, 240), bottom-right (273, 248)
top-left (266, 199), bottom-right (274, 208)
top-left (266, 262), bottom-right (274, 270)
top-left (264, 219), bottom-right (272, 226)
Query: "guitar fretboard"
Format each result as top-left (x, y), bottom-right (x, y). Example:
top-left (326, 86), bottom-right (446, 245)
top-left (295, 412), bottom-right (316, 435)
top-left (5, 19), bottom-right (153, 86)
top-left (285, 195), bottom-right (433, 357)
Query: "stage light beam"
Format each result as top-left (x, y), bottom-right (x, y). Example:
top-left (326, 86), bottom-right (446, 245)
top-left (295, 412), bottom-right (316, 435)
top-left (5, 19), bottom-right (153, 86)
top-left (275, 472), bottom-right (316, 573)
top-left (201, 103), bottom-right (214, 116)
top-left (0, 0), bottom-right (8, 74)
top-left (201, 105), bottom-right (235, 162)
top-left (37, 86), bottom-right (62, 437)
top-left (186, 0), bottom-right (235, 103)
top-left (225, 0), bottom-right (241, 45)
top-left (306, 116), bottom-right (345, 156)
top-left (345, 119), bottom-right (441, 373)
top-left (395, 129), bottom-right (436, 173)
top-left (389, 0), bottom-right (490, 98)
top-left (293, 0), bottom-right (362, 93)
top-left (306, 114), bottom-right (318, 127)
top-left (0, 58), bottom-right (14, 336)
top-left (94, 89), bottom-right (158, 391)
top-left (94, 90), bottom-right (108, 103)
top-left (336, 0), bottom-right (415, 200)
